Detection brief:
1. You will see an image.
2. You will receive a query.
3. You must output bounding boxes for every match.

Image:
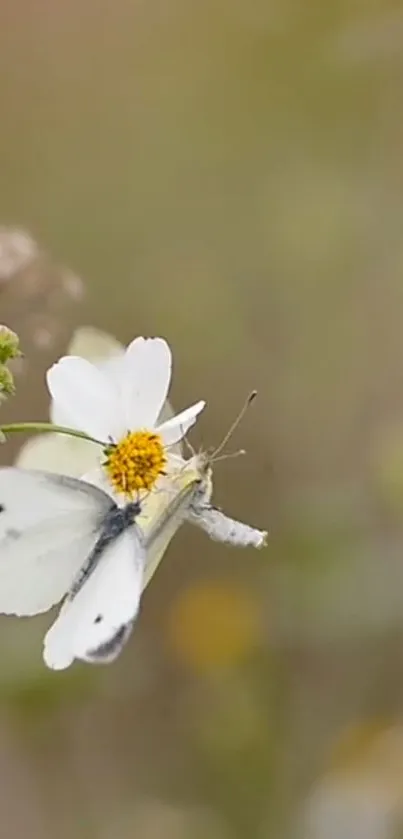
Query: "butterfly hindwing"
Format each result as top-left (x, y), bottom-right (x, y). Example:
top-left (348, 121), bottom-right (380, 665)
top-left (43, 528), bottom-right (145, 669)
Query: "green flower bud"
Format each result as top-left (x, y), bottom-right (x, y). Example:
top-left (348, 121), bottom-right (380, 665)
top-left (0, 326), bottom-right (21, 363)
top-left (0, 364), bottom-right (15, 400)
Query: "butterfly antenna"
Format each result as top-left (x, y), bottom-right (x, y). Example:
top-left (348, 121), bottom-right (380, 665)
top-left (211, 390), bottom-right (257, 460)
top-left (181, 426), bottom-right (196, 457)
top-left (213, 449), bottom-right (246, 463)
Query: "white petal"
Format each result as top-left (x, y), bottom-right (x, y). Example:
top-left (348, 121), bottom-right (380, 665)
top-left (157, 401), bottom-right (205, 445)
top-left (50, 331), bottom-right (124, 427)
top-left (15, 433), bottom-right (100, 477)
top-left (50, 397), bottom-right (75, 428)
top-left (158, 399), bottom-right (183, 458)
top-left (116, 337), bottom-right (172, 431)
top-left (81, 466), bottom-right (112, 493)
top-left (67, 326), bottom-right (123, 361)
top-left (80, 467), bottom-right (124, 506)
top-left (157, 398), bottom-right (175, 425)
top-left (47, 357), bottom-right (121, 441)
top-left (98, 354), bottom-right (125, 381)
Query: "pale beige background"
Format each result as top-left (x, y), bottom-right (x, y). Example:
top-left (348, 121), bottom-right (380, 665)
top-left (2, 1), bottom-right (403, 836)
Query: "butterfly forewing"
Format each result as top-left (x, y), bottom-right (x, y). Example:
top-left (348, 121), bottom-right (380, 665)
top-left (0, 468), bottom-right (114, 615)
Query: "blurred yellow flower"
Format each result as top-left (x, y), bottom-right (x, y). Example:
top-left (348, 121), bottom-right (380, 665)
top-left (168, 579), bottom-right (260, 671)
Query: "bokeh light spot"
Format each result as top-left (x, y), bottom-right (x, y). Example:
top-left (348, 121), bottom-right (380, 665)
top-left (167, 579), bottom-right (260, 671)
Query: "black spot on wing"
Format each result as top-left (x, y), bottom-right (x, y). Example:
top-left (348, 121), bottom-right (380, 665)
top-left (5, 528), bottom-right (21, 541)
top-left (94, 615), bottom-right (103, 624)
top-left (0, 504), bottom-right (5, 513)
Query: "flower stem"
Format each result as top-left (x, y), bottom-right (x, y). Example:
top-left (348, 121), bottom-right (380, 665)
top-left (0, 422), bottom-right (105, 447)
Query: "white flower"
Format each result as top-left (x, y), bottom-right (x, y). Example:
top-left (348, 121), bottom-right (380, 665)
top-left (16, 327), bottom-right (181, 474)
top-left (46, 335), bottom-right (205, 500)
top-left (16, 327), bottom-right (196, 592)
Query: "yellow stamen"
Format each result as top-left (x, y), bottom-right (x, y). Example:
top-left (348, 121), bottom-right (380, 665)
top-left (103, 430), bottom-right (166, 497)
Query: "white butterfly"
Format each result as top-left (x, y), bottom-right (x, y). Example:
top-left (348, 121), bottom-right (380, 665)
top-left (0, 397), bottom-right (267, 672)
top-left (176, 391), bottom-right (268, 550)
top-left (0, 467), bottom-right (145, 670)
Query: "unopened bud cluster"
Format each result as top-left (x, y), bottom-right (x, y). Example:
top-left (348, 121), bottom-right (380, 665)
top-left (0, 325), bottom-right (21, 402)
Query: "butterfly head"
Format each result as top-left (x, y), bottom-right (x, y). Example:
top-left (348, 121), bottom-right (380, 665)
top-left (182, 391), bottom-right (257, 506)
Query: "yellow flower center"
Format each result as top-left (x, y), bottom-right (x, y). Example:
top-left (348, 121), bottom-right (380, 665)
top-left (103, 430), bottom-right (166, 497)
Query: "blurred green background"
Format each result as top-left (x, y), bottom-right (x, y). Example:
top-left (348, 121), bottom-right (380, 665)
top-left (2, 0), bottom-right (403, 836)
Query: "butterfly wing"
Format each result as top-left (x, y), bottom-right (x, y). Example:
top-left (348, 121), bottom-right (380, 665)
top-left (43, 528), bottom-right (145, 670)
top-left (139, 459), bottom-right (204, 590)
top-left (0, 467), bottom-right (114, 615)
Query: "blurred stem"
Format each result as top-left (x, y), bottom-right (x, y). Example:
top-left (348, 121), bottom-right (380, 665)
top-left (0, 422), bottom-right (105, 447)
